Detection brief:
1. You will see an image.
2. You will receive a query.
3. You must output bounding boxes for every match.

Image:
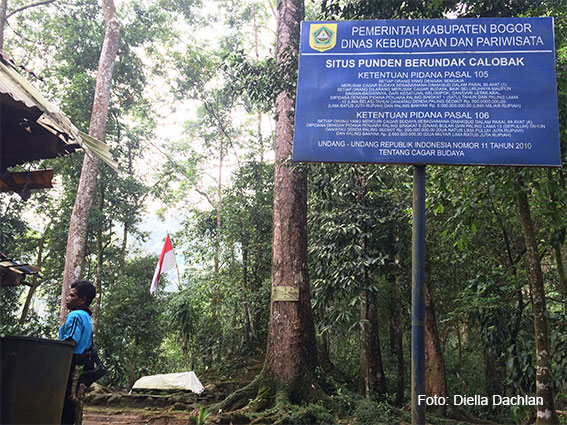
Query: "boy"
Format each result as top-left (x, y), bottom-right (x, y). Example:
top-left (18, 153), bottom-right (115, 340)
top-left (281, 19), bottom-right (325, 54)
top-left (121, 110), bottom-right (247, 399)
top-left (59, 280), bottom-right (96, 425)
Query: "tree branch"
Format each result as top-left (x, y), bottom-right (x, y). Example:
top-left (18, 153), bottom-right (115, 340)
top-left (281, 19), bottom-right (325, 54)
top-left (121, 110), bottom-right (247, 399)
top-left (194, 187), bottom-right (214, 208)
top-left (6, 0), bottom-right (57, 18)
top-left (4, 19), bottom-right (39, 45)
top-left (148, 140), bottom-right (216, 208)
top-left (201, 99), bottom-right (242, 173)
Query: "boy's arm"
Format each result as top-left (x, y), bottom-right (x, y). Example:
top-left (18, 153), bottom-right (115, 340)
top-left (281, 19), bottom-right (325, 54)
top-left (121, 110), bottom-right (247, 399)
top-left (60, 312), bottom-right (84, 344)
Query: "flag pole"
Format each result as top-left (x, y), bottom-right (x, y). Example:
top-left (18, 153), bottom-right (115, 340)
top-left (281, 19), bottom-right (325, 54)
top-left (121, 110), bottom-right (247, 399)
top-left (175, 262), bottom-right (182, 291)
top-left (167, 232), bottom-right (183, 290)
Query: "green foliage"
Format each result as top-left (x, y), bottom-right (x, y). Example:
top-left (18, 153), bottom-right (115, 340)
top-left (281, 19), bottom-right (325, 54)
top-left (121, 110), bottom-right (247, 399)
top-left (0, 196), bottom-right (31, 255)
top-left (308, 163), bottom-right (410, 384)
top-left (97, 256), bottom-right (167, 387)
top-left (549, 315), bottom-right (567, 407)
top-left (167, 290), bottom-right (200, 342)
top-left (0, 287), bottom-right (25, 335)
top-left (353, 399), bottom-right (400, 425)
top-left (0, 288), bottom-right (52, 338)
top-left (330, 386), bottom-right (361, 416)
top-left (286, 403), bottom-right (337, 425)
top-left (0, 195), bottom-right (55, 337)
top-left (319, 0), bottom-right (460, 20)
top-left (221, 50), bottom-right (279, 113)
top-left (196, 405), bottom-right (211, 425)
top-left (157, 157), bottom-right (274, 369)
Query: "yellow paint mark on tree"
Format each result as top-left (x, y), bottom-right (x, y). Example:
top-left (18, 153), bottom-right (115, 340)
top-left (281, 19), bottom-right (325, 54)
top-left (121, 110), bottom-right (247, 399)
top-left (272, 286), bottom-right (299, 302)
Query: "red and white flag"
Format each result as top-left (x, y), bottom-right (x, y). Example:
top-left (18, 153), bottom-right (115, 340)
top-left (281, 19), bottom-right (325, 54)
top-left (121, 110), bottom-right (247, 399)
top-left (150, 234), bottom-right (177, 294)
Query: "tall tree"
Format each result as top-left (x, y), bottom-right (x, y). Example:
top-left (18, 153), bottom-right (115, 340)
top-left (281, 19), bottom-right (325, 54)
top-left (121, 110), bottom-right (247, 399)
top-left (517, 173), bottom-right (560, 425)
top-left (359, 286), bottom-right (388, 399)
top-left (207, 0), bottom-right (320, 415)
top-left (0, 0), bottom-right (7, 50)
top-left (424, 282), bottom-right (448, 401)
top-left (354, 171), bottom-right (387, 400)
top-left (59, 0), bottom-right (119, 324)
top-left (263, 0), bottom-right (317, 396)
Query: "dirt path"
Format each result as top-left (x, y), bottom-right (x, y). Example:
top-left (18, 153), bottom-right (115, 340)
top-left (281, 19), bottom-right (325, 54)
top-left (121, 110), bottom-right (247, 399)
top-left (83, 408), bottom-right (189, 425)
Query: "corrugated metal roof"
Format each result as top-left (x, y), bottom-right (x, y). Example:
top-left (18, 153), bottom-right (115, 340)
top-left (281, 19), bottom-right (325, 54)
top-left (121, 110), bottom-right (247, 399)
top-left (0, 54), bottom-right (119, 172)
top-left (0, 252), bottom-right (43, 287)
top-left (0, 73), bottom-right (37, 108)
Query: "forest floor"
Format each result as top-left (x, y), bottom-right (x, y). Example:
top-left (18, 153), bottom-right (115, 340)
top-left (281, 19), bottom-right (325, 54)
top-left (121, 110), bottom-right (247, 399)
top-left (81, 405), bottom-right (468, 425)
top-left (83, 406), bottom-right (189, 425)
top-left (79, 351), bottom-right (495, 425)
top-left (82, 351), bottom-right (264, 425)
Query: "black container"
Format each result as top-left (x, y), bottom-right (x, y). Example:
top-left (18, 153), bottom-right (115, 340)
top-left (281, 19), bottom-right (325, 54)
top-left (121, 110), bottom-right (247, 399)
top-left (1, 336), bottom-right (74, 424)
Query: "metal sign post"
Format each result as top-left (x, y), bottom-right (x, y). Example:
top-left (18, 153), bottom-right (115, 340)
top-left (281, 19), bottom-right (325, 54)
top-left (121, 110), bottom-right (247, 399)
top-left (412, 165), bottom-right (426, 425)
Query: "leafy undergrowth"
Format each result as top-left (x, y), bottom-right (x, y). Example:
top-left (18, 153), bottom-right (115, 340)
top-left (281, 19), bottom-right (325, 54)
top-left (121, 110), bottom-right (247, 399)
top-left (206, 385), bottom-right (492, 425)
top-left (87, 351), bottom-right (503, 425)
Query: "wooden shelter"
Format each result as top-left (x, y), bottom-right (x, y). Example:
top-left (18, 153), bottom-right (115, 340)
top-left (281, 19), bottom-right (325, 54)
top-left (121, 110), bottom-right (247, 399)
top-left (0, 252), bottom-right (42, 287)
top-left (0, 52), bottom-right (117, 199)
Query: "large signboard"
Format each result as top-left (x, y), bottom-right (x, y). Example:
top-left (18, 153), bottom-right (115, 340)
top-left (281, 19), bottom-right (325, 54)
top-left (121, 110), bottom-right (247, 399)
top-left (293, 17), bottom-right (561, 166)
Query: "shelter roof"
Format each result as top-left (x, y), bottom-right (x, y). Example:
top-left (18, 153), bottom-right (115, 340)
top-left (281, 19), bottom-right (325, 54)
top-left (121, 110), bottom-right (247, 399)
top-left (0, 52), bottom-right (118, 175)
top-left (0, 252), bottom-right (42, 287)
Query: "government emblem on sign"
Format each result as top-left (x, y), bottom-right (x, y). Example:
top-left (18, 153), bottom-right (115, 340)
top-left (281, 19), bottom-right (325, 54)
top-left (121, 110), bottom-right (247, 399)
top-left (309, 24), bottom-right (337, 52)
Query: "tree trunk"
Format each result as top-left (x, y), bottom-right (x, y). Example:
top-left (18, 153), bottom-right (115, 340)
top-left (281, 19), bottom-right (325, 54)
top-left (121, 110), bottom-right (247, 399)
top-left (59, 0), bottom-right (119, 325)
top-left (359, 287), bottom-right (387, 399)
top-left (210, 142), bottom-right (223, 331)
top-left (393, 267), bottom-right (405, 406)
top-left (263, 0), bottom-right (317, 400)
top-left (456, 324), bottom-right (466, 395)
top-left (241, 234), bottom-right (255, 343)
top-left (484, 341), bottom-right (505, 400)
top-left (517, 173), bottom-right (559, 425)
top-left (318, 328), bottom-right (351, 387)
top-left (252, 3), bottom-right (264, 163)
top-left (242, 233), bottom-right (257, 344)
top-left (424, 282), bottom-right (448, 400)
top-left (319, 330), bottom-right (331, 367)
top-left (183, 339), bottom-right (189, 371)
top-left (129, 358), bottom-right (136, 389)
top-left (548, 169), bottom-right (567, 316)
top-left (215, 145), bottom-right (222, 275)
top-left (92, 188), bottom-right (104, 344)
top-left (246, 302), bottom-right (256, 341)
top-left (118, 221), bottom-right (128, 279)
top-left (0, 0), bottom-right (8, 51)
top-left (554, 243), bottom-right (567, 316)
top-left (118, 141), bottom-right (135, 278)
top-left (20, 233), bottom-right (46, 324)
top-left (386, 233), bottom-right (405, 406)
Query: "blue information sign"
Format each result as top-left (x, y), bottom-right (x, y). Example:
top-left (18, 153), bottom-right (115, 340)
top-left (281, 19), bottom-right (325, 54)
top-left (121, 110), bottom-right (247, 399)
top-left (293, 18), bottom-right (561, 166)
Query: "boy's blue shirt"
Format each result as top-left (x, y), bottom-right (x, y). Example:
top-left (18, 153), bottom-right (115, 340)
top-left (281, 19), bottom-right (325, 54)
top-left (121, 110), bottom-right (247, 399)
top-left (59, 309), bottom-right (93, 354)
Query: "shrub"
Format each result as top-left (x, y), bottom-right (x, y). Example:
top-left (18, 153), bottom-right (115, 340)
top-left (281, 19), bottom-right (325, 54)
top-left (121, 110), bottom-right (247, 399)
top-left (286, 403), bottom-right (337, 425)
top-left (353, 399), bottom-right (399, 425)
top-left (331, 387), bottom-right (361, 415)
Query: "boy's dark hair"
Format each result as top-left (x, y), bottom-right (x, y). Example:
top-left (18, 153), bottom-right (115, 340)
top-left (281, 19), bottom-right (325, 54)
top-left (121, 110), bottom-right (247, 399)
top-left (71, 280), bottom-right (96, 307)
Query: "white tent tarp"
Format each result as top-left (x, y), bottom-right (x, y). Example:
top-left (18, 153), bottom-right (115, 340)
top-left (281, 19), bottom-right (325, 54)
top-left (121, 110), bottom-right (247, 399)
top-left (132, 372), bottom-right (204, 394)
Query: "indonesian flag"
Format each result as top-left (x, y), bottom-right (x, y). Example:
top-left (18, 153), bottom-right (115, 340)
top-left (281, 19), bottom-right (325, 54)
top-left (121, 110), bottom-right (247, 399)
top-left (150, 235), bottom-right (177, 294)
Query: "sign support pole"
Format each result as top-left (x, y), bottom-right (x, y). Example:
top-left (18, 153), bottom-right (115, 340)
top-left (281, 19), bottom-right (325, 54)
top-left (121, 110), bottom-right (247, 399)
top-left (411, 165), bottom-right (426, 425)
